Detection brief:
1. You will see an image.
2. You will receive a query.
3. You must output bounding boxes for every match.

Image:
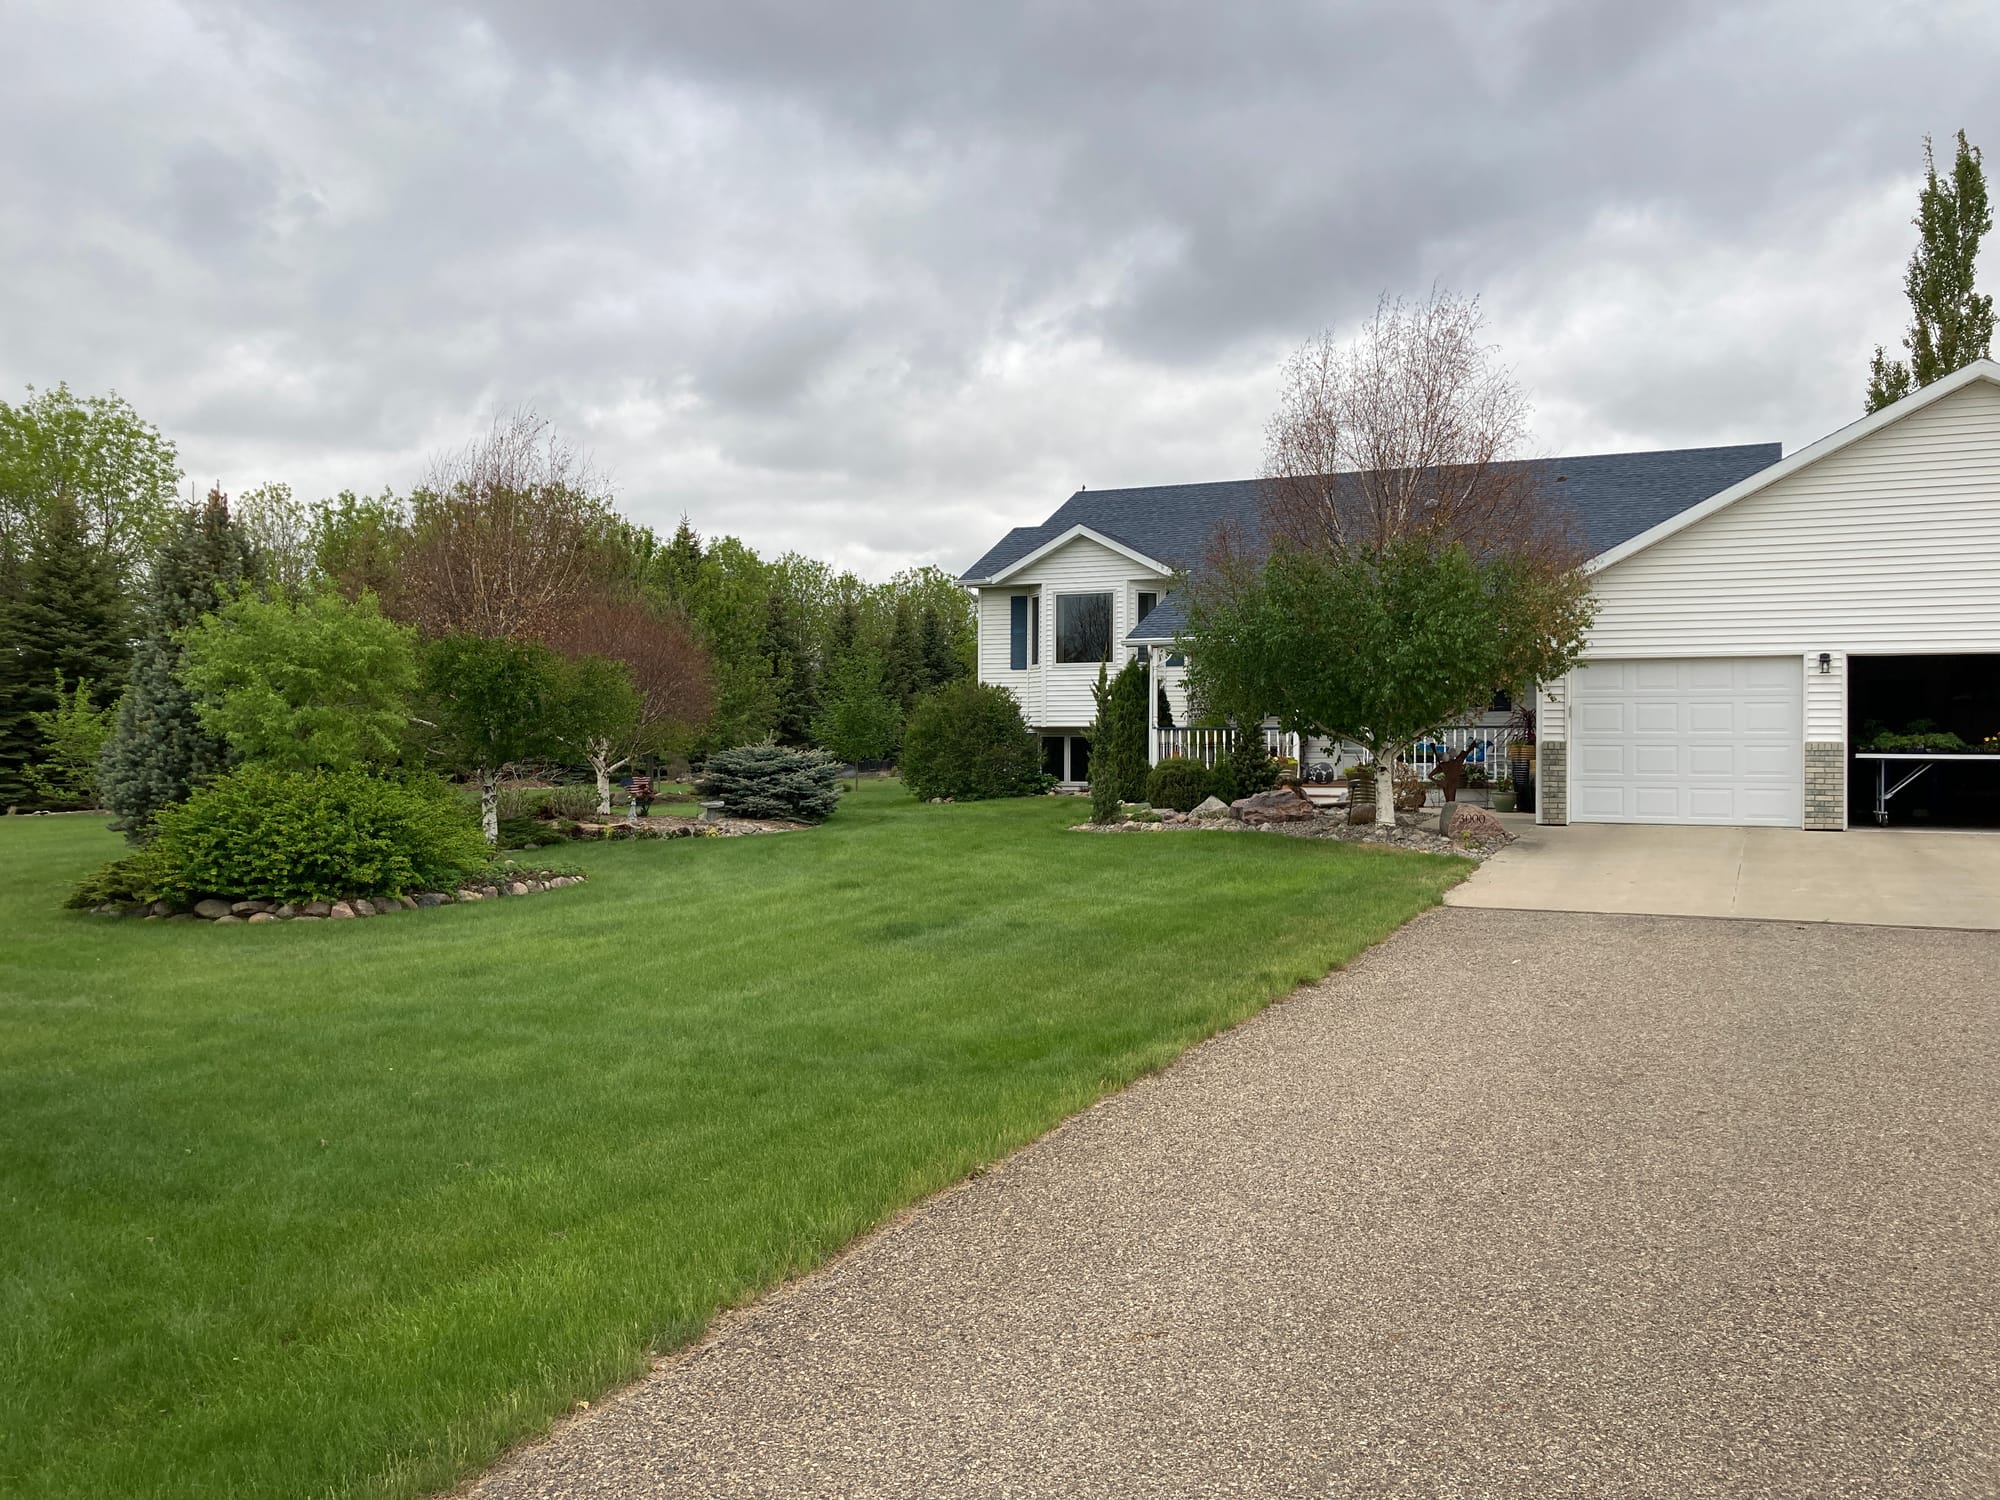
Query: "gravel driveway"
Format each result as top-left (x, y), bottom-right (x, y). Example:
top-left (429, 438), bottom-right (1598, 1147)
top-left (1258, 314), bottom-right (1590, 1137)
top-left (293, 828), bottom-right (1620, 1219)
top-left (465, 909), bottom-right (2000, 1499)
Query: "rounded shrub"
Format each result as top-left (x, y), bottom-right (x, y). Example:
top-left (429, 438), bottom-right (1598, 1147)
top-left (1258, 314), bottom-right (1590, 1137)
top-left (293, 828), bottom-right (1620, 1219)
top-left (695, 743), bottom-right (842, 822)
top-left (900, 681), bottom-right (1045, 802)
top-left (1145, 757), bottom-right (1214, 812)
top-left (138, 766), bottom-right (488, 903)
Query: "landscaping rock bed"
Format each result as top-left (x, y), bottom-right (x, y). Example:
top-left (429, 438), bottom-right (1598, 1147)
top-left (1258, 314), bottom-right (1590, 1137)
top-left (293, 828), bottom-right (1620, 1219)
top-left (88, 870), bottom-right (588, 922)
top-left (1072, 805), bottom-right (1515, 861)
top-left (566, 815), bottom-right (807, 839)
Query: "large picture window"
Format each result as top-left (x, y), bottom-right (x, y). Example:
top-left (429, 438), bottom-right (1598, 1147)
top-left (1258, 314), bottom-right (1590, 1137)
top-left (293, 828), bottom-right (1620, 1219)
top-left (1055, 592), bottom-right (1113, 663)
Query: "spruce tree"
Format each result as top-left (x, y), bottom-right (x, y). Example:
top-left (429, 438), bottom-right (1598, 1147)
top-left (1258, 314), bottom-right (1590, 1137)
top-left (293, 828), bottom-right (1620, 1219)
top-left (0, 498), bottom-right (128, 806)
top-left (1867, 130), bottom-right (1995, 412)
top-left (97, 488), bottom-right (257, 836)
top-left (651, 516), bottom-right (704, 608)
top-left (917, 602), bottom-right (964, 694)
top-left (885, 596), bottom-right (924, 710)
top-left (763, 583), bottom-right (818, 746)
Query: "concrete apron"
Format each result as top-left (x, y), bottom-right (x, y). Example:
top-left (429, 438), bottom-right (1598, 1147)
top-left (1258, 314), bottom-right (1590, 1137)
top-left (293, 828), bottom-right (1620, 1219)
top-left (1446, 818), bottom-right (2000, 930)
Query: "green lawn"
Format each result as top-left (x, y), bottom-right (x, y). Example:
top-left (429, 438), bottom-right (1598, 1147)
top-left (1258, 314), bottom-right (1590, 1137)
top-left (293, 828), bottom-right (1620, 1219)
top-left (0, 785), bottom-right (1467, 1499)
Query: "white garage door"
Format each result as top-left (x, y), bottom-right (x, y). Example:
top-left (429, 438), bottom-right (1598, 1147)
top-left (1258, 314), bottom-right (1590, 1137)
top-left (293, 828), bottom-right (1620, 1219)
top-left (1569, 658), bottom-right (1802, 826)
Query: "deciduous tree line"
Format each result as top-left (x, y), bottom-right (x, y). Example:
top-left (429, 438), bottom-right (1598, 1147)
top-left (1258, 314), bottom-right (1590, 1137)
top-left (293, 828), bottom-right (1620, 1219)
top-left (0, 396), bottom-right (974, 835)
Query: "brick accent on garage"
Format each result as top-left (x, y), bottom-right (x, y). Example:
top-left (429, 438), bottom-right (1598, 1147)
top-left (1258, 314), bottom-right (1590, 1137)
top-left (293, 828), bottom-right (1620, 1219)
top-left (1537, 741), bottom-right (1568, 825)
top-left (1804, 741), bottom-right (1845, 830)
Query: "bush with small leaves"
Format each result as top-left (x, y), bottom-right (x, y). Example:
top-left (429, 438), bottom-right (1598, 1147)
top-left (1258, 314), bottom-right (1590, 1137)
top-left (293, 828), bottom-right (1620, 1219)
top-left (695, 744), bottom-right (843, 822)
top-left (73, 765), bottom-right (490, 906)
top-left (899, 680), bottom-right (1044, 802)
top-left (1145, 757), bottom-right (1214, 812)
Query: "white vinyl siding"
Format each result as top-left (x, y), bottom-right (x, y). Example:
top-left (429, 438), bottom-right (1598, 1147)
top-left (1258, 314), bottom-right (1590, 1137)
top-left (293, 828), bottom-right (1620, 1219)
top-left (975, 535), bottom-right (1170, 729)
top-left (976, 588), bottom-right (1041, 723)
top-left (1537, 676), bottom-right (1568, 742)
top-left (1804, 651), bottom-right (1847, 743)
top-left (1586, 378), bottom-right (2000, 657)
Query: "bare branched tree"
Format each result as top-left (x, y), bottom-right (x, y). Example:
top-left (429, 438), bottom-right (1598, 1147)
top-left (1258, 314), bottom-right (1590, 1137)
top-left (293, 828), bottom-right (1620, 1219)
top-left (401, 409), bottom-right (613, 640)
top-left (1262, 289), bottom-right (1577, 564)
top-left (538, 599), bottom-right (717, 812)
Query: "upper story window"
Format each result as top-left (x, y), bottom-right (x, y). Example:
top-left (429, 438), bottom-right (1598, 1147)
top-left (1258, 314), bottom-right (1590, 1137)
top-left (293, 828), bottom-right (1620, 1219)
top-left (1055, 592), bottom-right (1113, 663)
top-left (1009, 595), bottom-right (1030, 670)
top-left (1136, 590), bottom-right (1158, 625)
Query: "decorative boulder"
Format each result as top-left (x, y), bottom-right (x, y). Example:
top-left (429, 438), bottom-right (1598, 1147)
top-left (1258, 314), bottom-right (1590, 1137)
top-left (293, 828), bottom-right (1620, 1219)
top-left (328, 901), bottom-right (356, 919)
top-left (247, 911), bottom-right (277, 924)
top-left (350, 898), bottom-right (377, 917)
top-left (1442, 802), bottom-right (1509, 841)
top-left (193, 898), bottom-right (232, 920)
top-left (1231, 787), bottom-right (1317, 825)
top-left (1189, 796), bottom-right (1234, 820)
top-left (1347, 801), bottom-right (1377, 826)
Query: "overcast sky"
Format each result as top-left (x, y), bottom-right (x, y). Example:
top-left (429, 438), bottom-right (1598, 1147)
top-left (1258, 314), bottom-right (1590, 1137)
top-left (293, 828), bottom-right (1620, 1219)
top-left (6, 2), bottom-right (1999, 578)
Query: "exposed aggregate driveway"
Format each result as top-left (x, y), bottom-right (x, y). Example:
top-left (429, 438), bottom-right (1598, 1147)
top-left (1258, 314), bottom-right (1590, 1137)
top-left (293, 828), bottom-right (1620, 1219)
top-left (467, 908), bottom-right (2000, 1499)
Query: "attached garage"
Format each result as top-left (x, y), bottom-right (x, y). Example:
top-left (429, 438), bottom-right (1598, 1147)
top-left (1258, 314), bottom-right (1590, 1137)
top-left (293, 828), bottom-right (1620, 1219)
top-left (1537, 359), bottom-right (2000, 832)
top-left (1568, 658), bottom-right (1802, 825)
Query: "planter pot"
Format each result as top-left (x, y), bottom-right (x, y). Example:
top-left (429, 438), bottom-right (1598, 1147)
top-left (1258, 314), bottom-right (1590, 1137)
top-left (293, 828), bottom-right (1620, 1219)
top-left (1490, 790), bottom-right (1516, 813)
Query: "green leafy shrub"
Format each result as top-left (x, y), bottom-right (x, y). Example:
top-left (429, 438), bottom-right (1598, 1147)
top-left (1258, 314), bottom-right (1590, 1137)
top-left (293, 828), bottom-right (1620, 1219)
top-left (64, 853), bottom-right (167, 910)
top-left (538, 783), bottom-right (605, 821)
top-left (900, 680), bottom-right (1045, 802)
top-left (1146, 757), bottom-right (1214, 812)
top-left (113, 766), bottom-right (488, 903)
top-left (695, 744), bottom-right (843, 822)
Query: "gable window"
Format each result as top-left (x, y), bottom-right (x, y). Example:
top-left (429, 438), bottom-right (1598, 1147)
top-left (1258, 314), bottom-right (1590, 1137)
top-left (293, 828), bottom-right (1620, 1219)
top-left (1136, 590), bottom-right (1158, 626)
top-left (1055, 592), bottom-right (1113, 663)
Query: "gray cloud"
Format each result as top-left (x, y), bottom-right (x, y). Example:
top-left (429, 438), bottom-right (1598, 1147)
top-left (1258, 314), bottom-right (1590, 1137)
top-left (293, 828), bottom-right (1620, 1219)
top-left (5, 1), bottom-right (1999, 576)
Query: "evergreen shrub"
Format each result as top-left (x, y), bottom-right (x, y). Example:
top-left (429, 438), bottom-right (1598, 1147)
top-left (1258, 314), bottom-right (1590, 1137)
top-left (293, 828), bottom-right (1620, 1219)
top-left (1145, 757), bottom-right (1214, 812)
top-left (695, 743), bottom-right (843, 822)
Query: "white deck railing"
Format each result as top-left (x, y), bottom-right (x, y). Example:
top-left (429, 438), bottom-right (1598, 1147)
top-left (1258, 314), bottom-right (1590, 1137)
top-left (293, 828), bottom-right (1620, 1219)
top-left (1154, 721), bottom-right (1519, 780)
top-left (1151, 724), bottom-right (1291, 769)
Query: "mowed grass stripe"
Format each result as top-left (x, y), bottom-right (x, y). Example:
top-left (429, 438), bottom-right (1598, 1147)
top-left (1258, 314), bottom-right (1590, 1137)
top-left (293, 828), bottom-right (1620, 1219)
top-left (0, 784), bottom-right (1466, 1498)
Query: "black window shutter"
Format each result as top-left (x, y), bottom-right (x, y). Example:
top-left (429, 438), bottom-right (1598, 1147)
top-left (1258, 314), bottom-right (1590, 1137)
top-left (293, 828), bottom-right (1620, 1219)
top-left (1010, 595), bottom-right (1028, 670)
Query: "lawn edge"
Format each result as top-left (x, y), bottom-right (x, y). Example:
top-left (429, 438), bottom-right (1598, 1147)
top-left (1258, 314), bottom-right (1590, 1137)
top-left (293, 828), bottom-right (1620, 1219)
top-left (443, 881), bottom-right (1467, 1499)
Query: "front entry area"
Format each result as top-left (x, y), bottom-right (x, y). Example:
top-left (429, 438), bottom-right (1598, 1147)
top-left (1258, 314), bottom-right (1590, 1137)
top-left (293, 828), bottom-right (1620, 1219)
top-left (1569, 657), bottom-right (1803, 826)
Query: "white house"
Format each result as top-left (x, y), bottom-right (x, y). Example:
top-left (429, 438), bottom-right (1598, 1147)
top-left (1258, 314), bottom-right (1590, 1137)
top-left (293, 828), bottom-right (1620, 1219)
top-left (959, 449), bottom-right (1780, 786)
top-left (1535, 358), bottom-right (2000, 833)
top-left (962, 361), bottom-right (2000, 830)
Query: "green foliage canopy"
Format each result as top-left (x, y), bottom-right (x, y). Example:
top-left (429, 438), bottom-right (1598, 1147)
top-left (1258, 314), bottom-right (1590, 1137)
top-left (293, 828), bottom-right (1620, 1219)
top-left (1185, 540), bottom-right (1593, 774)
top-left (811, 651), bottom-right (903, 776)
top-left (179, 591), bottom-right (419, 772)
top-left (0, 382), bottom-right (181, 573)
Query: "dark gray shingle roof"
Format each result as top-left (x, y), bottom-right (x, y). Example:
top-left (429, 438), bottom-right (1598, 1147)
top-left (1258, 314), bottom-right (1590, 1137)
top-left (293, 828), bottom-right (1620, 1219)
top-left (959, 443), bottom-right (1783, 588)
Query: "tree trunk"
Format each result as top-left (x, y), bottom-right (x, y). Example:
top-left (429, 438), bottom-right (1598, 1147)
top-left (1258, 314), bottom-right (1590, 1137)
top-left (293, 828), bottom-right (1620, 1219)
top-left (589, 738), bottom-right (628, 815)
top-left (1374, 743), bottom-right (1398, 828)
top-left (479, 769), bottom-right (500, 846)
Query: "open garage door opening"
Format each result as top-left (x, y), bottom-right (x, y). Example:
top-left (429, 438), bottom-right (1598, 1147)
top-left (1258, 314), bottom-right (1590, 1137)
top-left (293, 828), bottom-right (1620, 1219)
top-left (1849, 654), bottom-right (2000, 829)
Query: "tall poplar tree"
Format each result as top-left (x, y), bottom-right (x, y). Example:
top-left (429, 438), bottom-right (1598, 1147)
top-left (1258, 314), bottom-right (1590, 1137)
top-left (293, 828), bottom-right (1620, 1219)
top-left (1867, 131), bottom-right (1995, 412)
top-left (97, 488), bottom-right (258, 836)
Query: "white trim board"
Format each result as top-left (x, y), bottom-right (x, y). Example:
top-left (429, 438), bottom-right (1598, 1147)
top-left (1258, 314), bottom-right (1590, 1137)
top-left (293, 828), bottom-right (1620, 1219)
top-left (978, 525), bottom-right (1172, 584)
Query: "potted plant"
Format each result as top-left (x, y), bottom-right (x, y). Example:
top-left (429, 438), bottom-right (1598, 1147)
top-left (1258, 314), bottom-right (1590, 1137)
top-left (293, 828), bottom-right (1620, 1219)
top-left (1507, 704), bottom-right (1536, 815)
